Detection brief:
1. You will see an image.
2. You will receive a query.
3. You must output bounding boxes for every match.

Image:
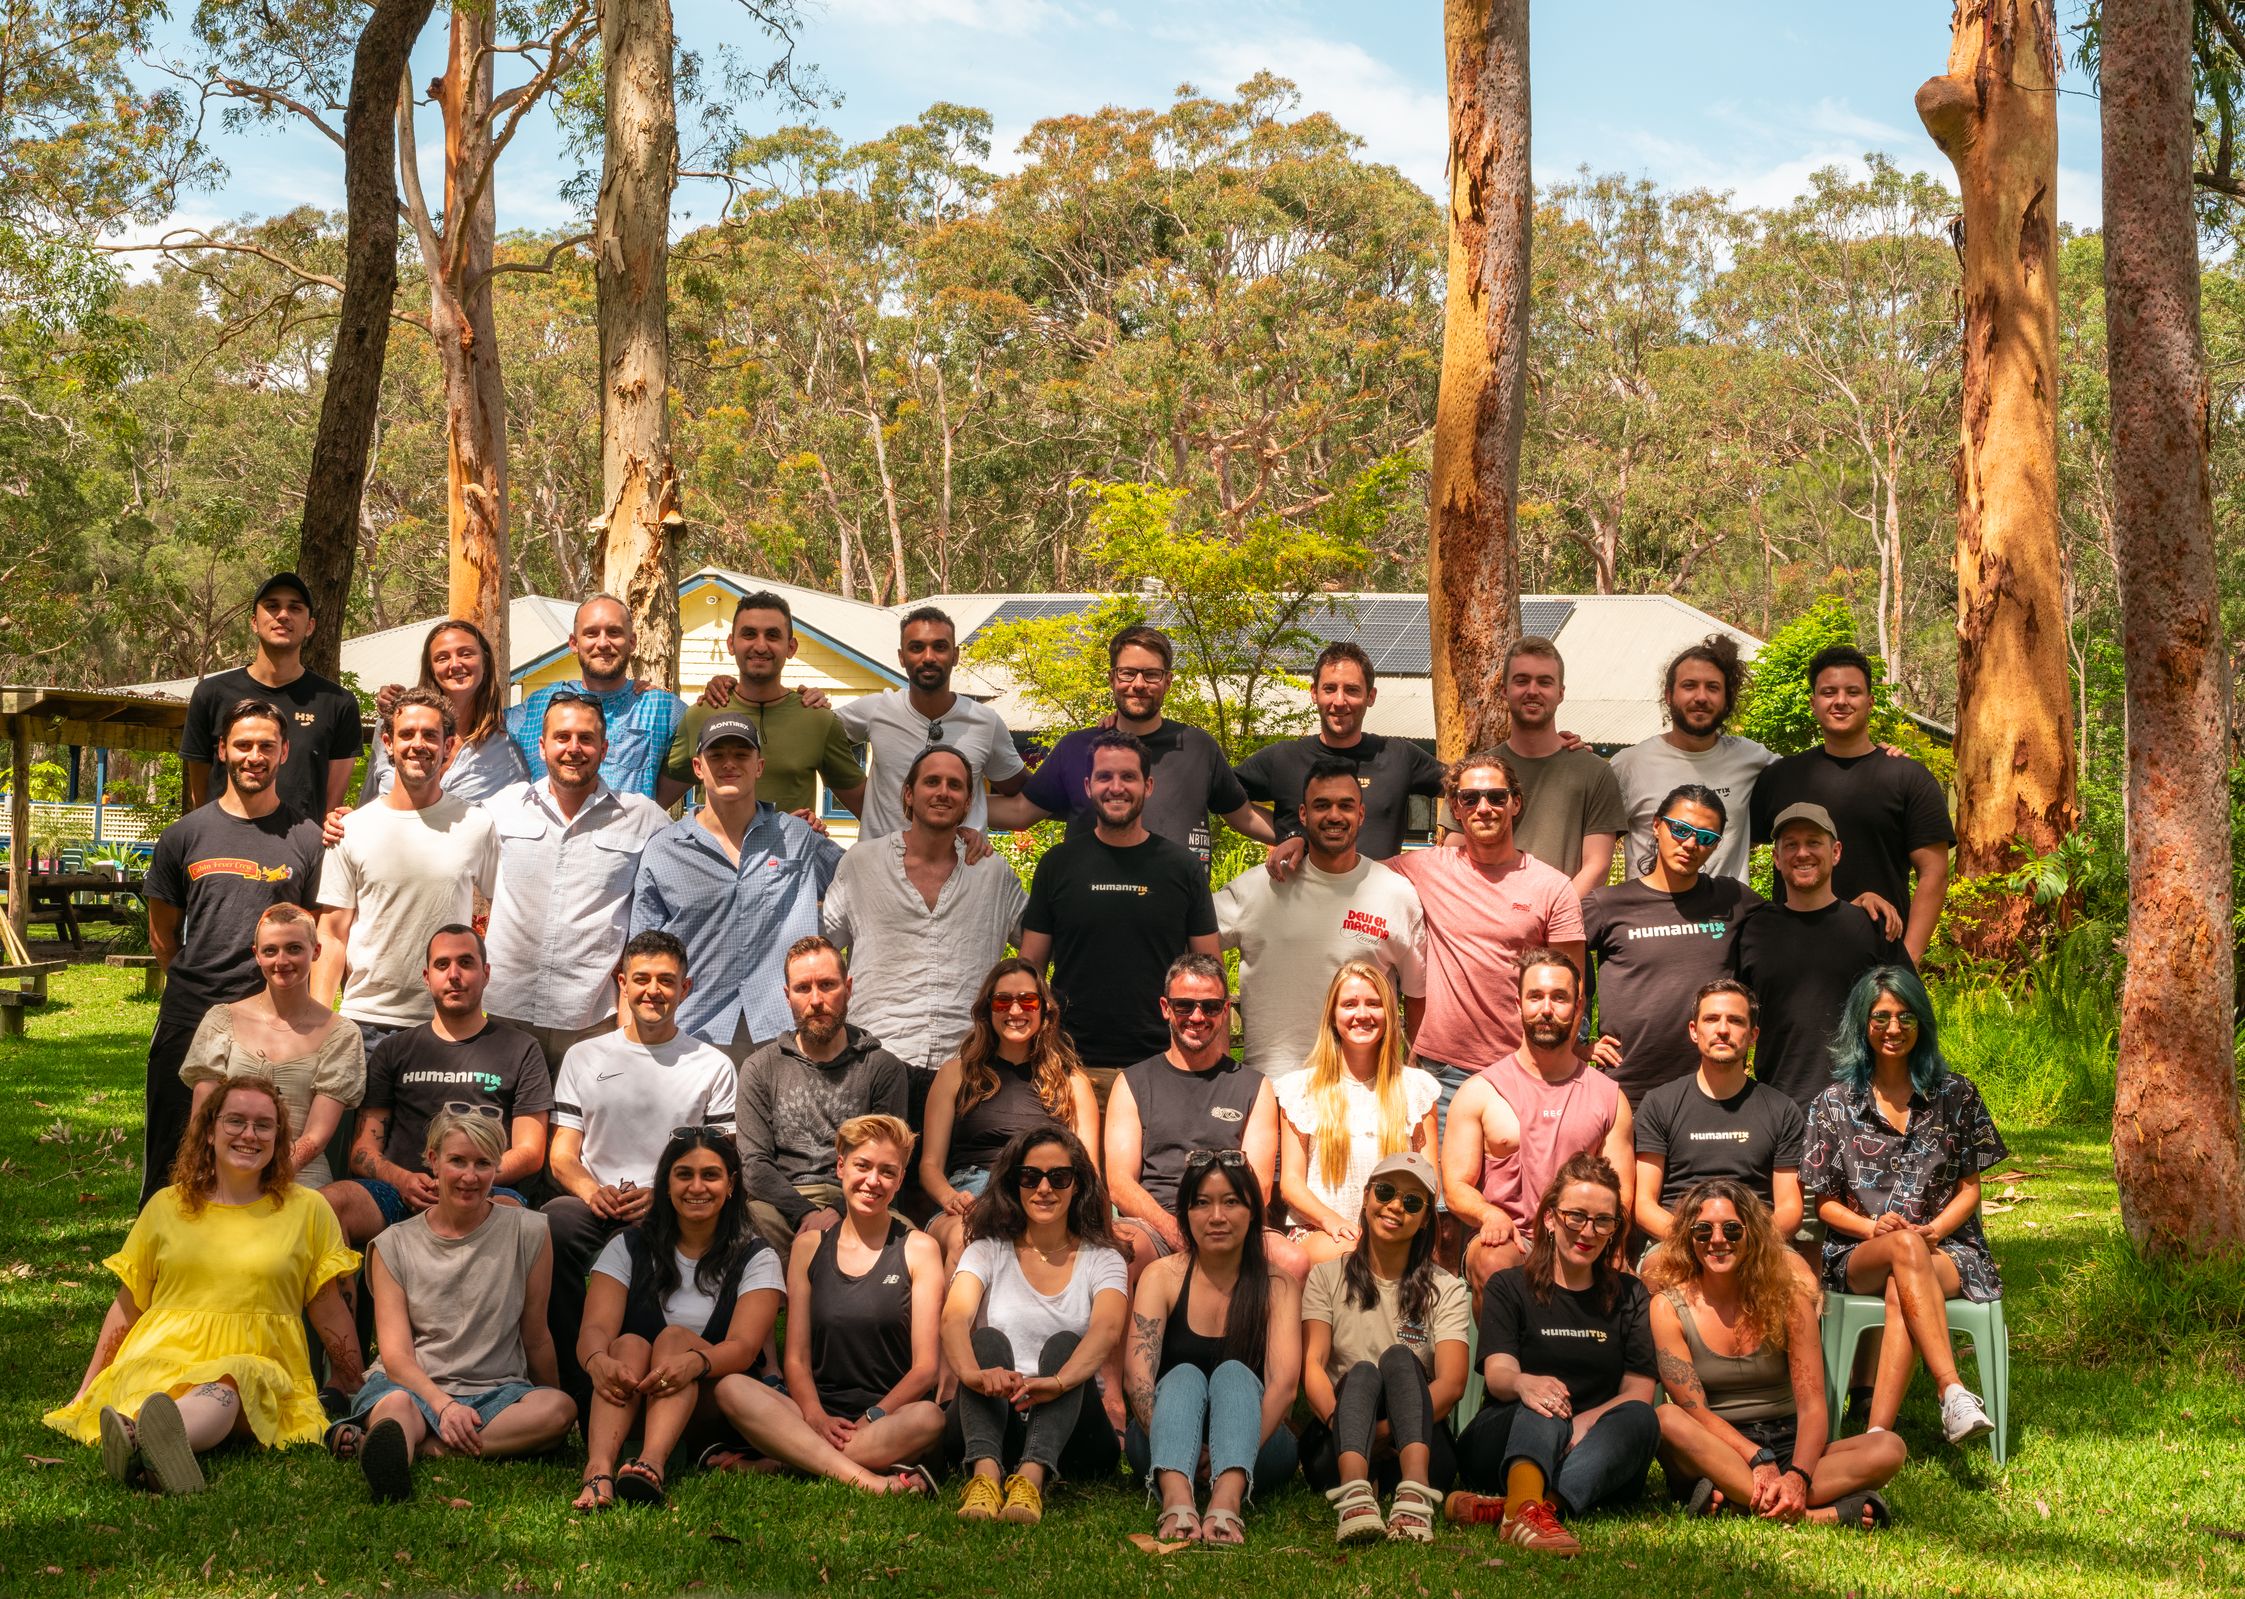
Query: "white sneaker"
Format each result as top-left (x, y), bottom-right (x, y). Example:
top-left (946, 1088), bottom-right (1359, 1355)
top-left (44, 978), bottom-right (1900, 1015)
top-left (1940, 1384), bottom-right (1993, 1444)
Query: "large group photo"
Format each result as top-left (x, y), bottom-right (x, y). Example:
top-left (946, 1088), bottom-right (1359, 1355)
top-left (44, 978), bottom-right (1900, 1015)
top-left (5, 2), bottom-right (2243, 1597)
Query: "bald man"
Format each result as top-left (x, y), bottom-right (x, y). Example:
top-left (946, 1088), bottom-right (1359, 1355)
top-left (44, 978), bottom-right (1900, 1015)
top-left (507, 595), bottom-right (689, 801)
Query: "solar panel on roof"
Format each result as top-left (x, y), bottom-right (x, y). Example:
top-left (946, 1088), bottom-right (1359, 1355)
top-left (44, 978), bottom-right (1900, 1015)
top-left (1521, 598), bottom-right (1576, 639)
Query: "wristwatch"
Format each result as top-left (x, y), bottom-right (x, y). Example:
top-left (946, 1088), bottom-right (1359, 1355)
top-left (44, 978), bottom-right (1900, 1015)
top-left (861, 1405), bottom-right (887, 1423)
top-left (1749, 1445), bottom-right (1779, 1469)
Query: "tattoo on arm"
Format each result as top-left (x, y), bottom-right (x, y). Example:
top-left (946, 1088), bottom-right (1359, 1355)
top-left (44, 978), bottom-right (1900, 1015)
top-left (1126, 1311), bottom-right (1162, 1428)
top-left (1656, 1348), bottom-right (1706, 1409)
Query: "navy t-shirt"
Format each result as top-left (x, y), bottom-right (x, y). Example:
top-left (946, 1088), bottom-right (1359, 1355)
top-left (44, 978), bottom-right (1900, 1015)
top-left (1022, 720), bottom-right (1247, 871)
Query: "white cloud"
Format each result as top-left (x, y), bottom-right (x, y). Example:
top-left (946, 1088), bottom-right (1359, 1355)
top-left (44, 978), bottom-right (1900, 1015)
top-left (1193, 31), bottom-right (1449, 198)
top-left (820, 0), bottom-right (1064, 32)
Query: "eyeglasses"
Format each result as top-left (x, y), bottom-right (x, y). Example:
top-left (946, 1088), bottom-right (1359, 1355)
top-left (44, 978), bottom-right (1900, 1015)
top-left (1368, 1180), bottom-right (1428, 1214)
top-left (1112, 667), bottom-right (1171, 684)
top-left (1867, 1012), bottom-right (1920, 1032)
top-left (1452, 787), bottom-right (1513, 811)
top-left (1015, 1164), bottom-right (1078, 1192)
top-left (1554, 1208), bottom-right (1621, 1236)
top-left (1689, 1220), bottom-right (1746, 1244)
top-left (1659, 815), bottom-right (1724, 849)
top-left (989, 993), bottom-right (1043, 1013)
top-left (671, 1123), bottom-right (731, 1140)
top-left (1163, 996), bottom-right (1230, 1018)
top-left (442, 1101), bottom-right (503, 1121)
top-left (216, 1113), bottom-right (278, 1137)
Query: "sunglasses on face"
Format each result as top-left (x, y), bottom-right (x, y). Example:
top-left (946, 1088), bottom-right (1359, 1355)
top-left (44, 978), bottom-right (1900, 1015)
top-left (1452, 787), bottom-right (1513, 811)
top-left (1868, 1012), bottom-right (1920, 1032)
top-left (1555, 1207), bottom-right (1621, 1236)
top-left (1015, 1164), bottom-right (1078, 1193)
top-left (1368, 1180), bottom-right (1428, 1214)
top-left (989, 993), bottom-right (1043, 1013)
top-left (1659, 815), bottom-right (1723, 849)
top-left (1689, 1220), bottom-right (1746, 1244)
top-left (1164, 996), bottom-right (1229, 1018)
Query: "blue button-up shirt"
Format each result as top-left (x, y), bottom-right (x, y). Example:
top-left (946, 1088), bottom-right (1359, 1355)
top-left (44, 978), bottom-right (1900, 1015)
top-left (508, 679), bottom-right (686, 797)
top-left (629, 803), bottom-right (843, 1046)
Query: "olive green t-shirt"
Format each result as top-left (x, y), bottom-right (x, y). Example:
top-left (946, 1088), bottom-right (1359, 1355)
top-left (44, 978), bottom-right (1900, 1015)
top-left (664, 693), bottom-right (867, 815)
top-left (1503, 743), bottom-right (1628, 879)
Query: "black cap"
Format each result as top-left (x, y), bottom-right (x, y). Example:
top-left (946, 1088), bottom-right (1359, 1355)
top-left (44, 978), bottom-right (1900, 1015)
top-left (695, 710), bottom-right (763, 753)
top-left (254, 571), bottom-right (315, 613)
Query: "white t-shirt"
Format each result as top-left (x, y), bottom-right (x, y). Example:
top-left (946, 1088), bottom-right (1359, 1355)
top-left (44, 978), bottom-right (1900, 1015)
top-left (590, 1234), bottom-right (785, 1330)
top-left (955, 1235), bottom-right (1128, 1374)
top-left (1215, 855), bottom-right (1427, 1077)
top-left (315, 794), bottom-right (499, 1027)
top-left (1609, 734), bottom-right (1776, 883)
top-left (1273, 1064), bottom-right (1443, 1223)
top-left (551, 1030), bottom-right (738, 1189)
top-left (835, 689), bottom-right (1025, 838)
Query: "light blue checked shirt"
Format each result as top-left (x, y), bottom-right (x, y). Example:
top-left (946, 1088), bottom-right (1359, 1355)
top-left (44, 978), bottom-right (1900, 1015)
top-left (508, 679), bottom-right (686, 797)
top-left (629, 803), bottom-right (844, 1047)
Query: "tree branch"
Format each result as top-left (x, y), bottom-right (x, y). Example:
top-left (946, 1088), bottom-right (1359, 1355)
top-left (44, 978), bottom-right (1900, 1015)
top-left (468, 231), bottom-right (593, 294)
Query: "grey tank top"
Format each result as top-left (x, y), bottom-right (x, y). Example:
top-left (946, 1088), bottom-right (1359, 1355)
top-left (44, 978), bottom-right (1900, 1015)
top-left (1122, 1053), bottom-right (1263, 1212)
top-left (1666, 1288), bottom-right (1794, 1422)
top-left (370, 1205), bottom-right (549, 1394)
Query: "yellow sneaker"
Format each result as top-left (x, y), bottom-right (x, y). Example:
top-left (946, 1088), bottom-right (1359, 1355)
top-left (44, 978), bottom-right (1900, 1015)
top-left (957, 1473), bottom-right (1005, 1522)
top-left (998, 1472), bottom-right (1044, 1525)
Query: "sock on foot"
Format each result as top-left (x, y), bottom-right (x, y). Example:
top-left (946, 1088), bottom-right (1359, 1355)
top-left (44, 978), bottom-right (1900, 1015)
top-left (1503, 1460), bottom-right (1546, 1517)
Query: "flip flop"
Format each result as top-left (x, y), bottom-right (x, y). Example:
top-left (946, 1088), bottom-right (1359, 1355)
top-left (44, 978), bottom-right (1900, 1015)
top-left (1198, 1507), bottom-right (1246, 1547)
top-left (574, 1473), bottom-right (616, 1512)
top-left (1685, 1476), bottom-right (1717, 1517)
top-left (360, 1417), bottom-right (415, 1504)
top-left (891, 1462), bottom-right (939, 1499)
top-left (98, 1407), bottom-right (140, 1487)
top-left (133, 1394), bottom-right (206, 1497)
top-left (1155, 1502), bottom-right (1201, 1543)
top-left (615, 1457), bottom-right (666, 1506)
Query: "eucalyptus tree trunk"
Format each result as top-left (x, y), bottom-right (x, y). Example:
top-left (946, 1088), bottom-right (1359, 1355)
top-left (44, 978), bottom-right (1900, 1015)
top-left (1429, 0), bottom-right (1528, 758)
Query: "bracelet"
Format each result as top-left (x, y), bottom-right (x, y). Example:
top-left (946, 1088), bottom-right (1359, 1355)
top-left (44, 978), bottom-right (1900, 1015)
top-left (692, 1349), bottom-right (711, 1379)
top-left (1781, 1465), bottom-right (1809, 1484)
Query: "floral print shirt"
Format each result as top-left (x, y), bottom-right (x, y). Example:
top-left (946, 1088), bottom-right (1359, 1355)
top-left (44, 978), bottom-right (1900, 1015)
top-left (1801, 1071), bottom-right (2008, 1302)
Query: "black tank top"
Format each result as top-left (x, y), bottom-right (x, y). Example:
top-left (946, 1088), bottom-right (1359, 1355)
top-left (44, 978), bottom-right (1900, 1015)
top-left (806, 1217), bottom-right (914, 1415)
top-left (1158, 1266), bottom-right (1229, 1378)
top-left (950, 1060), bottom-right (1063, 1171)
top-left (1122, 1053), bottom-right (1262, 1212)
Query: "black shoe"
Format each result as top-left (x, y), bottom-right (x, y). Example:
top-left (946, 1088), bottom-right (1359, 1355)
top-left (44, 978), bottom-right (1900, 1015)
top-left (361, 1417), bottom-right (415, 1503)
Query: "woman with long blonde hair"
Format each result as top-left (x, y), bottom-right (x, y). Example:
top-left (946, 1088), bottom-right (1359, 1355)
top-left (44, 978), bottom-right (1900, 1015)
top-left (1273, 961), bottom-right (1439, 1265)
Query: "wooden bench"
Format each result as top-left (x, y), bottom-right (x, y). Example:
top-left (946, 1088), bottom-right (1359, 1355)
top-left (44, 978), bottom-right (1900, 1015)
top-left (0, 959), bottom-right (67, 1037)
top-left (106, 953), bottom-right (164, 1000)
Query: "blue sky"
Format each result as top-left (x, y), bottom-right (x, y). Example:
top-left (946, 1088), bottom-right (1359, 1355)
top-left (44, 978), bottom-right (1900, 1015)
top-left (146, 0), bottom-right (2106, 241)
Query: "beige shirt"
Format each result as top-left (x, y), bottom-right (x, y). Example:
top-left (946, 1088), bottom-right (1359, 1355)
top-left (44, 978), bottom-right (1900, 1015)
top-left (1301, 1255), bottom-right (1470, 1381)
top-left (179, 1005), bottom-right (364, 1188)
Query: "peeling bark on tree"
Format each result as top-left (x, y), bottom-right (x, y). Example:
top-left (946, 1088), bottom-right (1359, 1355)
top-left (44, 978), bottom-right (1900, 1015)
top-left (294, 0), bottom-right (439, 677)
top-left (1917, 0), bottom-right (2078, 955)
top-left (1429, 0), bottom-right (1528, 759)
top-left (2101, 0), bottom-right (2245, 1259)
top-left (592, 0), bottom-right (682, 687)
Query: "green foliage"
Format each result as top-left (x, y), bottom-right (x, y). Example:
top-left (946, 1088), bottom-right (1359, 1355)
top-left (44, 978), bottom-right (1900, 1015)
top-left (1731, 595), bottom-right (1945, 776)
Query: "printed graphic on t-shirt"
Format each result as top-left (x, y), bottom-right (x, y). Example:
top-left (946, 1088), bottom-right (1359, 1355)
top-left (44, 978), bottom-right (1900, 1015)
top-left (1621, 918), bottom-right (1732, 942)
top-left (1687, 1129), bottom-right (1752, 1143)
top-left (400, 1067), bottom-right (504, 1093)
top-left (186, 858), bottom-right (298, 883)
top-left (1543, 1327), bottom-right (1609, 1342)
top-left (1090, 882), bottom-right (1150, 897)
top-left (1340, 909), bottom-right (1393, 940)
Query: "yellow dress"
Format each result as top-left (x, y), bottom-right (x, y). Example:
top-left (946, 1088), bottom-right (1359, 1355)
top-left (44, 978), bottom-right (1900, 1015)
top-left (43, 1184), bottom-right (361, 1448)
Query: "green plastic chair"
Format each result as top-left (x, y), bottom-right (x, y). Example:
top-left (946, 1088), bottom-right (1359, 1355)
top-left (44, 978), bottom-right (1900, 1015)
top-left (1820, 1290), bottom-right (2010, 1464)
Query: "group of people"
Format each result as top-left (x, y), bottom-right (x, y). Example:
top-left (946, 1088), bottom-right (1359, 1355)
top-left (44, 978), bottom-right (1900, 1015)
top-left (49, 569), bottom-right (2010, 1558)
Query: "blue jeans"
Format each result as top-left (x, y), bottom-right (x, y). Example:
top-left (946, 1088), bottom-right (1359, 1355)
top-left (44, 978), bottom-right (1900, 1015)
top-left (1123, 1361), bottom-right (1297, 1497)
top-left (1456, 1398), bottom-right (1659, 1518)
top-left (349, 1372), bottom-right (537, 1430)
top-left (354, 1178), bottom-right (526, 1228)
top-left (1422, 1058), bottom-right (1474, 1146)
top-left (947, 1165), bottom-right (992, 1199)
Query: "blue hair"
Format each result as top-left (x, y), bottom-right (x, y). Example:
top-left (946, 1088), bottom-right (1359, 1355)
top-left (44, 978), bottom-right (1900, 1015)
top-left (1828, 965), bottom-right (1947, 1096)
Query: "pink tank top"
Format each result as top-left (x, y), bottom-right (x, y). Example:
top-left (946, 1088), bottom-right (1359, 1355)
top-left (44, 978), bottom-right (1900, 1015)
top-left (1476, 1052), bottom-right (1622, 1232)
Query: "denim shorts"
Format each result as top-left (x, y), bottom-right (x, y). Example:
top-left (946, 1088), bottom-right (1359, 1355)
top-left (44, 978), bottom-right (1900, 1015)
top-left (349, 1371), bottom-right (537, 1429)
top-left (947, 1165), bottom-right (991, 1199)
top-left (356, 1178), bottom-right (527, 1228)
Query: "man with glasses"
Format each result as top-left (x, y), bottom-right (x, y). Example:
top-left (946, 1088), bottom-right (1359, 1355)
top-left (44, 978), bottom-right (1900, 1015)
top-left (483, 691), bottom-right (671, 1073)
top-left (1581, 783), bottom-right (1763, 1108)
top-left (834, 606), bottom-right (1026, 839)
top-left (326, 925), bottom-right (552, 1244)
top-left (540, 929), bottom-right (738, 1405)
top-left (989, 623), bottom-right (1276, 874)
top-left (734, 937), bottom-right (909, 1251)
top-left (1631, 979), bottom-right (1806, 1250)
top-left (1392, 750), bottom-right (1584, 1134)
top-left (1018, 731), bottom-right (1220, 1102)
top-left (508, 595), bottom-right (688, 801)
top-left (1442, 950), bottom-right (1633, 1300)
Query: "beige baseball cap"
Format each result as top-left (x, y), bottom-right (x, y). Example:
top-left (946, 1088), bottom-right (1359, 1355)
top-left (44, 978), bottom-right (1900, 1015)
top-left (1366, 1150), bottom-right (1439, 1199)
top-left (1770, 801), bottom-right (1838, 840)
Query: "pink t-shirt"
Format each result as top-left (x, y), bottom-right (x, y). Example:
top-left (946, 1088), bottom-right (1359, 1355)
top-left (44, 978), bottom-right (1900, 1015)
top-left (1474, 1050), bottom-right (1622, 1233)
top-left (1391, 846), bottom-right (1584, 1068)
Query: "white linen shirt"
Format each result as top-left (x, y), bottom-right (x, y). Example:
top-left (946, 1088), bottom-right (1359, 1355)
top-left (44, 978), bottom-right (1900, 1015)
top-left (482, 777), bottom-right (673, 1032)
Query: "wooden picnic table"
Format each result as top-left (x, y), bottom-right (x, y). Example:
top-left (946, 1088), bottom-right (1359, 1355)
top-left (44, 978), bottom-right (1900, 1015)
top-left (4, 871), bottom-right (146, 951)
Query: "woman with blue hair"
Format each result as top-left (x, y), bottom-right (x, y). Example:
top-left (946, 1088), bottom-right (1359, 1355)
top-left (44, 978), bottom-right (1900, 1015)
top-left (1801, 967), bottom-right (2003, 1448)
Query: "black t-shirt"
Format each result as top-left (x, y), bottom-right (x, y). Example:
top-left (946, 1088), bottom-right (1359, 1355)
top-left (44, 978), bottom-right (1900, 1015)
top-left (143, 802), bottom-right (325, 1026)
top-left (1023, 719), bottom-right (1249, 871)
top-left (362, 1020), bottom-right (554, 1175)
top-left (1634, 1074), bottom-right (1806, 1209)
top-left (1582, 876), bottom-right (1763, 1106)
top-left (1121, 1052), bottom-right (1262, 1212)
top-left (1235, 733), bottom-right (1445, 860)
top-left (1479, 1266), bottom-right (1656, 1412)
top-left (180, 665), bottom-right (365, 821)
top-left (1022, 832), bottom-right (1219, 1067)
top-left (1749, 748), bottom-right (1954, 914)
top-left (1732, 900), bottom-right (1911, 1106)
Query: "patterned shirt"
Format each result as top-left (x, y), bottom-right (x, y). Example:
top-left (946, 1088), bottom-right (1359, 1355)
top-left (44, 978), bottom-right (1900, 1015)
top-left (1801, 1071), bottom-right (2008, 1302)
top-left (508, 679), bottom-right (686, 798)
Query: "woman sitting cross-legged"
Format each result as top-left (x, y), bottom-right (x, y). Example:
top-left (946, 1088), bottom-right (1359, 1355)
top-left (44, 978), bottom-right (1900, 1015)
top-left (1643, 1178), bottom-right (1905, 1528)
top-left (46, 1076), bottom-right (364, 1495)
top-left (942, 1125), bottom-right (1128, 1525)
top-left (1124, 1148), bottom-right (1303, 1546)
top-left (919, 959), bottom-right (1101, 1272)
top-left (1298, 1151), bottom-right (1469, 1545)
top-left (706, 1114), bottom-right (941, 1496)
top-left (573, 1127), bottom-right (781, 1509)
top-left (1450, 1152), bottom-right (1659, 1557)
top-left (1803, 966), bottom-right (2002, 1447)
top-left (339, 1108), bottom-right (577, 1502)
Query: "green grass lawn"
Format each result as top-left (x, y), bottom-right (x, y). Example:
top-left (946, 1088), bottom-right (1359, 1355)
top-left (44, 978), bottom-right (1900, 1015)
top-left (3, 966), bottom-right (2242, 1598)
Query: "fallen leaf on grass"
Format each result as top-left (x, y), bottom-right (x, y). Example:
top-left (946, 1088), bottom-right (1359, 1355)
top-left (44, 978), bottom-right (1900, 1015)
top-left (2200, 1525), bottom-right (2245, 1544)
top-left (2034, 1499), bottom-right (2051, 1519)
top-left (43, 1567), bottom-right (61, 1576)
top-left (703, 1530), bottom-right (740, 1546)
top-left (23, 1455), bottom-right (63, 1467)
top-left (89, 1525), bottom-right (118, 1536)
top-left (1987, 1169), bottom-right (2036, 1183)
top-left (441, 1497), bottom-right (471, 1509)
top-left (2, 1262), bottom-right (31, 1279)
top-left (199, 1555), bottom-right (215, 1580)
top-left (1125, 1534), bottom-right (1193, 1555)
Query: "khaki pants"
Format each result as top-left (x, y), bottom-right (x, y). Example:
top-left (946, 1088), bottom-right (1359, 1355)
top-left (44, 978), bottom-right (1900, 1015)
top-left (491, 1012), bottom-right (617, 1075)
top-left (747, 1181), bottom-right (846, 1251)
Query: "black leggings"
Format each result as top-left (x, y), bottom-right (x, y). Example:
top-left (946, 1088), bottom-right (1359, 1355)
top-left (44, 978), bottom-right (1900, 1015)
top-left (1299, 1346), bottom-right (1458, 1493)
top-left (943, 1327), bottom-right (1119, 1481)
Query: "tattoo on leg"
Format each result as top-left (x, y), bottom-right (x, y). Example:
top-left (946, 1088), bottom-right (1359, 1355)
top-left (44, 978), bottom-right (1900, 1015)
top-left (194, 1383), bottom-right (238, 1410)
top-left (1655, 1349), bottom-right (1705, 1409)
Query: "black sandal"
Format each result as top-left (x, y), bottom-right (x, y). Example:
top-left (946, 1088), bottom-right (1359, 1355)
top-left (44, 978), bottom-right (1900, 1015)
top-left (360, 1417), bottom-right (414, 1504)
top-left (575, 1473), bottom-right (616, 1512)
top-left (324, 1419), bottom-right (366, 1461)
top-left (1831, 1489), bottom-right (1891, 1530)
top-left (615, 1457), bottom-right (666, 1506)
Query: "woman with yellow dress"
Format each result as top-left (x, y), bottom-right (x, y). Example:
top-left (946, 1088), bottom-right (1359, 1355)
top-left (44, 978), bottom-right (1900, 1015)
top-left (45, 1076), bottom-right (364, 1494)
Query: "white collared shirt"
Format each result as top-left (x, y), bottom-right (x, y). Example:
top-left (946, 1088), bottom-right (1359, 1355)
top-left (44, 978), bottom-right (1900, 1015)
top-left (482, 777), bottom-right (673, 1031)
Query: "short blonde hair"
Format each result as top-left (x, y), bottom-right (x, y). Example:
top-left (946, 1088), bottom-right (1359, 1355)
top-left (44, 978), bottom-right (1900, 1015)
top-left (423, 1105), bottom-right (507, 1165)
top-left (836, 1112), bottom-right (915, 1163)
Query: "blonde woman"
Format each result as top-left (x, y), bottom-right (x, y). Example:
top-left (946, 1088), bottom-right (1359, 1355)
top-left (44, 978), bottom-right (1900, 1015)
top-left (1274, 962), bottom-right (1439, 1264)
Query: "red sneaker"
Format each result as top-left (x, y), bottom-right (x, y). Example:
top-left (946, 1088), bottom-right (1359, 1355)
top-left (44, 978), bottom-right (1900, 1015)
top-left (1497, 1498), bottom-right (1582, 1557)
top-left (1443, 1489), bottom-right (1506, 1526)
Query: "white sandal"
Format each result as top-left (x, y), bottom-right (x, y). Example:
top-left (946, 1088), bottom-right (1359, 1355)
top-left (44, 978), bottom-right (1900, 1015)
top-left (1327, 1477), bottom-right (1384, 1544)
top-left (1386, 1479), bottom-right (1440, 1543)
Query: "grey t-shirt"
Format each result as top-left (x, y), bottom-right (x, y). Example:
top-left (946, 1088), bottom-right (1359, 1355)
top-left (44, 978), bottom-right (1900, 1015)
top-left (368, 1204), bottom-right (549, 1393)
top-left (1503, 743), bottom-right (1629, 881)
top-left (1608, 734), bottom-right (1776, 882)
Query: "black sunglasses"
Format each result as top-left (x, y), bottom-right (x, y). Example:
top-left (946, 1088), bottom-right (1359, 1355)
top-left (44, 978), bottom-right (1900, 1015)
top-left (1368, 1180), bottom-right (1428, 1214)
top-left (1689, 1220), bottom-right (1746, 1244)
top-left (1452, 787), bottom-right (1513, 811)
top-left (1184, 1149), bottom-right (1250, 1174)
top-left (1014, 1164), bottom-right (1078, 1192)
top-left (671, 1123), bottom-right (730, 1140)
top-left (1164, 995), bottom-right (1229, 1018)
top-left (926, 719), bottom-right (945, 743)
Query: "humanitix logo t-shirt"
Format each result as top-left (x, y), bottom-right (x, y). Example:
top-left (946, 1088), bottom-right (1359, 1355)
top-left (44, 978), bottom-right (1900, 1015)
top-left (1581, 876), bottom-right (1764, 1106)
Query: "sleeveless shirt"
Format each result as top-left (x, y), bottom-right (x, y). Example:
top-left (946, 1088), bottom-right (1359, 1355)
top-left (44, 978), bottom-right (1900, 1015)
top-left (1123, 1053), bottom-right (1263, 1212)
top-left (951, 1060), bottom-right (1066, 1171)
top-left (1475, 1051), bottom-right (1622, 1233)
top-left (1665, 1288), bottom-right (1794, 1422)
top-left (806, 1217), bottom-right (915, 1415)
